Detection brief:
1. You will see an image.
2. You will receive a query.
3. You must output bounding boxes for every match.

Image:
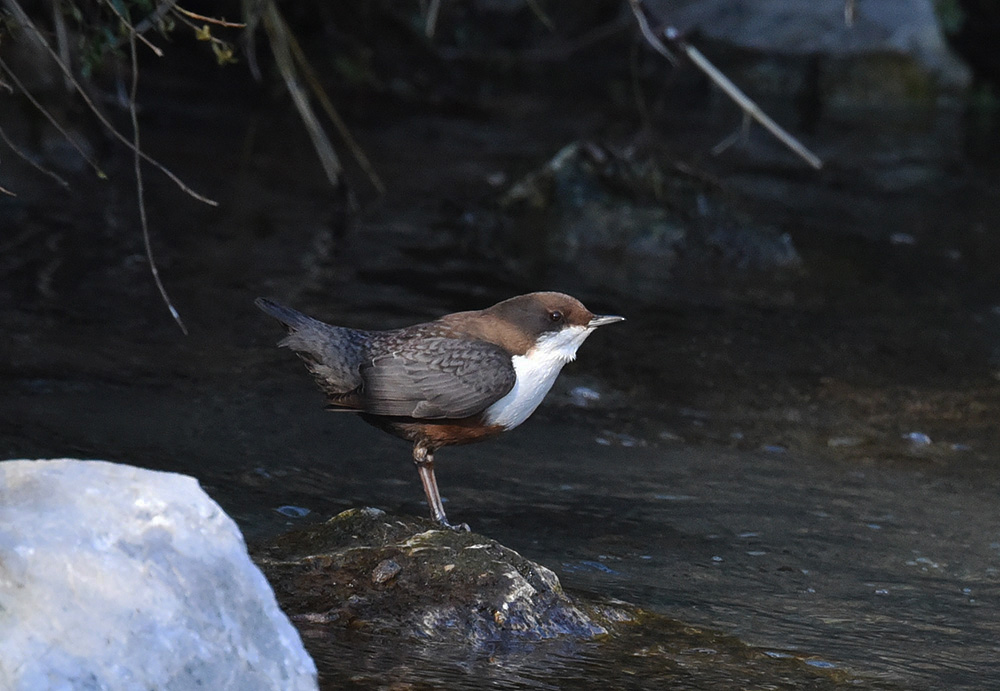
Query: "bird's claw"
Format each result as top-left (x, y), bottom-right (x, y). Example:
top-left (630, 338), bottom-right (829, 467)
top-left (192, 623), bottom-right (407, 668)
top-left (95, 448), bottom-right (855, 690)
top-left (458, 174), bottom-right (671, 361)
top-left (438, 519), bottom-right (471, 532)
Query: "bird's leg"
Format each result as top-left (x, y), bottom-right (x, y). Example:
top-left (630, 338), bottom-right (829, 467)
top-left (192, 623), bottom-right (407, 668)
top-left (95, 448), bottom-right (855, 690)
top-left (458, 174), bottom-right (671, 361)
top-left (413, 443), bottom-right (469, 531)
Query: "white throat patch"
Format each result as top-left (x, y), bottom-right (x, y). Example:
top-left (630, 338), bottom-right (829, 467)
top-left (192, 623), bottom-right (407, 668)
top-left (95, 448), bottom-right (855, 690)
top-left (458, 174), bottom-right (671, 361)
top-left (484, 325), bottom-right (594, 430)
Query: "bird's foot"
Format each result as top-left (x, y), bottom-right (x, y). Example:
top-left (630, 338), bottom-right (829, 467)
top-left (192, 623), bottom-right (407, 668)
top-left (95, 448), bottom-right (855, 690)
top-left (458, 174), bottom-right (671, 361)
top-left (437, 518), bottom-right (471, 532)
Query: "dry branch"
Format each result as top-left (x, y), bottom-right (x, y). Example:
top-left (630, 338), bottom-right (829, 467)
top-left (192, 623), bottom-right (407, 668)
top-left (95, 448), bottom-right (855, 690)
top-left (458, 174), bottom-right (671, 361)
top-left (0, 123), bottom-right (70, 189)
top-left (259, 0), bottom-right (384, 196)
top-left (424, 0), bottom-right (441, 38)
top-left (628, 0), bottom-right (823, 170)
top-left (0, 56), bottom-right (107, 178)
top-left (283, 16), bottom-right (385, 195)
top-left (261, 0), bottom-right (343, 188)
top-left (2, 0), bottom-right (220, 202)
top-left (126, 22), bottom-right (188, 333)
top-left (102, 0), bottom-right (165, 57)
top-left (173, 6), bottom-right (245, 28)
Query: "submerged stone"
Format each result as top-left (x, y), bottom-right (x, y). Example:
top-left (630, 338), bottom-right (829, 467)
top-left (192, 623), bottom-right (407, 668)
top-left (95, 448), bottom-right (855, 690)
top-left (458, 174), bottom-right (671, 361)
top-left (0, 459), bottom-right (318, 691)
top-left (254, 507), bottom-right (618, 645)
top-left (500, 141), bottom-right (801, 298)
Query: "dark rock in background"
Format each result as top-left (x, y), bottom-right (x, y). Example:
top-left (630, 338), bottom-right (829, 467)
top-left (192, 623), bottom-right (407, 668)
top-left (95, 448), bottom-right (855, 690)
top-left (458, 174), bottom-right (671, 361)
top-left (651, 0), bottom-right (970, 121)
top-left (500, 140), bottom-right (801, 298)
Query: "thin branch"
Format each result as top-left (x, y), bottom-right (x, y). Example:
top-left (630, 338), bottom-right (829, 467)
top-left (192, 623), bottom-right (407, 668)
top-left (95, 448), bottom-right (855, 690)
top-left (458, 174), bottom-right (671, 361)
top-left (0, 57), bottom-right (107, 177)
top-left (628, 0), bottom-right (823, 170)
top-left (3, 0), bottom-right (219, 204)
top-left (241, 0), bottom-right (265, 82)
top-left (677, 32), bottom-right (822, 169)
top-left (424, 0), bottom-right (441, 38)
top-left (0, 183), bottom-right (16, 197)
top-left (128, 23), bottom-right (187, 334)
top-left (51, 0), bottom-right (73, 91)
top-left (283, 15), bottom-right (385, 195)
top-left (262, 0), bottom-right (343, 188)
top-left (0, 123), bottom-right (71, 189)
top-left (102, 0), bottom-right (164, 57)
top-left (173, 5), bottom-right (245, 28)
top-left (525, 0), bottom-right (556, 31)
top-left (628, 0), bottom-right (676, 65)
top-left (132, 0), bottom-right (180, 35)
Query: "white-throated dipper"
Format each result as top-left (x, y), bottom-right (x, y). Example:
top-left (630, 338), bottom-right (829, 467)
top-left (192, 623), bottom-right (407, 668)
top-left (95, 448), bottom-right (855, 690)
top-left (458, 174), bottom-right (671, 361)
top-left (256, 292), bottom-right (623, 529)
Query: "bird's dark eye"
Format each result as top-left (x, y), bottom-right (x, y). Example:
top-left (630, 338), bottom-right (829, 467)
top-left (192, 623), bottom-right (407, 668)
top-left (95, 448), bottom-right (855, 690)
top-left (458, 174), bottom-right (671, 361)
top-left (548, 310), bottom-right (563, 323)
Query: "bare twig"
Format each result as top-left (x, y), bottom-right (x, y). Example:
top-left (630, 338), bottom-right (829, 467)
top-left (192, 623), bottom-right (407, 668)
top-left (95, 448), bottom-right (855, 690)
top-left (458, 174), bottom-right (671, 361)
top-left (0, 123), bottom-right (71, 189)
top-left (627, 0), bottom-right (823, 170)
top-left (261, 0), bottom-right (343, 188)
top-left (710, 112), bottom-right (752, 156)
top-left (674, 29), bottom-right (823, 169)
top-left (102, 0), bottom-right (165, 57)
top-left (51, 0), bottom-right (73, 91)
top-left (132, 0), bottom-right (180, 35)
top-left (525, 0), bottom-right (556, 31)
top-left (241, 0), bottom-right (265, 81)
top-left (4, 0), bottom-right (219, 203)
top-left (173, 5), bottom-right (245, 28)
top-left (628, 0), bottom-right (676, 65)
top-left (0, 182), bottom-right (16, 197)
top-left (127, 24), bottom-right (187, 334)
top-left (424, 0), bottom-right (441, 38)
top-left (283, 16), bottom-right (385, 195)
top-left (259, 1), bottom-right (384, 195)
top-left (0, 57), bottom-right (107, 177)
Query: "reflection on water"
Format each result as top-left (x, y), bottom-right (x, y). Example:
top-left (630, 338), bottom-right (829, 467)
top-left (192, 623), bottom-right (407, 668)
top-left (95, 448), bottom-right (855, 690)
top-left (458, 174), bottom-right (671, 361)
top-left (303, 614), bottom-right (899, 690)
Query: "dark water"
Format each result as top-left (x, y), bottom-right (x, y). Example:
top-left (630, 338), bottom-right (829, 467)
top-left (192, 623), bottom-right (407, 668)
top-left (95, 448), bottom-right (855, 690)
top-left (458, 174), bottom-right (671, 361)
top-left (2, 58), bottom-right (1000, 688)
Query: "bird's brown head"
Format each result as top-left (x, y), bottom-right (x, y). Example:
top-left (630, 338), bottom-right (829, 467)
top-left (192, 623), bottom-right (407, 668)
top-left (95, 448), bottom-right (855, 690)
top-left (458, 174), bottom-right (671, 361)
top-left (449, 292), bottom-right (623, 357)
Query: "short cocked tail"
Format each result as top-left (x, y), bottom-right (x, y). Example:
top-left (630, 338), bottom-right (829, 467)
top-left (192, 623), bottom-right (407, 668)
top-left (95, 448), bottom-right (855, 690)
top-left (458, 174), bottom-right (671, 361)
top-left (254, 297), bottom-right (317, 330)
top-left (255, 297), bottom-right (367, 394)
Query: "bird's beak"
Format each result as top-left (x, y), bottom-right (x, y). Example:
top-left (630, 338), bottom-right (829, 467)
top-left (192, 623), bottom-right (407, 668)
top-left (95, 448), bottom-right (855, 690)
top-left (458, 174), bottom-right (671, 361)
top-left (588, 314), bottom-right (625, 328)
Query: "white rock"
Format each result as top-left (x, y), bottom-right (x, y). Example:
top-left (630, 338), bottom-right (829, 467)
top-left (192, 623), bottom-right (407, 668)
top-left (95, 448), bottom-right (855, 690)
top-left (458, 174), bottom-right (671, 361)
top-left (0, 459), bottom-right (317, 691)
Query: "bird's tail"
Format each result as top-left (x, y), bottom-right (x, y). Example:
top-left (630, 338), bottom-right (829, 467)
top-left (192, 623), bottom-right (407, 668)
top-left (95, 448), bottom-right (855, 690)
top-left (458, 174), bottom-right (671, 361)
top-left (255, 297), bottom-right (366, 394)
top-left (254, 297), bottom-right (316, 330)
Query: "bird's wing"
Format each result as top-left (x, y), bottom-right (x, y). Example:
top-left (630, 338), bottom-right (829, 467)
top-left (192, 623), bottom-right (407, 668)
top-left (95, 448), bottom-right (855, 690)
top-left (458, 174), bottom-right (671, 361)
top-left (359, 337), bottom-right (515, 419)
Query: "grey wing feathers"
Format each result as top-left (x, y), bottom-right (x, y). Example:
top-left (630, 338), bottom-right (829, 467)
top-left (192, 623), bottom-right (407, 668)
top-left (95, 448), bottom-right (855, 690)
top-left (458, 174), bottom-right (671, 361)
top-left (360, 338), bottom-right (515, 419)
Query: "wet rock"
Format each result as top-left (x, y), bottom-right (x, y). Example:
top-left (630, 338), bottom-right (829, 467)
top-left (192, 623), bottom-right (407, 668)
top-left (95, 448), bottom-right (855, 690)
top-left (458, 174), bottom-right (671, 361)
top-left (371, 558), bottom-right (402, 584)
top-left (648, 0), bottom-right (969, 116)
top-left (254, 507), bottom-right (618, 644)
top-left (903, 431), bottom-right (933, 447)
top-left (826, 435), bottom-right (868, 448)
top-left (500, 141), bottom-right (800, 297)
top-left (0, 459), bottom-right (318, 691)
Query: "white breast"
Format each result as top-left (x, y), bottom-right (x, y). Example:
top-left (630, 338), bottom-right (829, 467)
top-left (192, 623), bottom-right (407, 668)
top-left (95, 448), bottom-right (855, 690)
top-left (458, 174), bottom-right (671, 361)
top-left (484, 325), bottom-right (594, 430)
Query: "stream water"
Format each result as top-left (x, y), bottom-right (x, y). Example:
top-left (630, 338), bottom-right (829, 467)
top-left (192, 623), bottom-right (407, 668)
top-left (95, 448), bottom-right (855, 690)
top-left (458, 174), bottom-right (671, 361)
top-left (2, 51), bottom-right (1000, 689)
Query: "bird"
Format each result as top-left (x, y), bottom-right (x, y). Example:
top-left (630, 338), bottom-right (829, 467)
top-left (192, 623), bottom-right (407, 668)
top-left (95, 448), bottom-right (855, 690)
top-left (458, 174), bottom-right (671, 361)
top-left (255, 292), bottom-right (623, 529)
